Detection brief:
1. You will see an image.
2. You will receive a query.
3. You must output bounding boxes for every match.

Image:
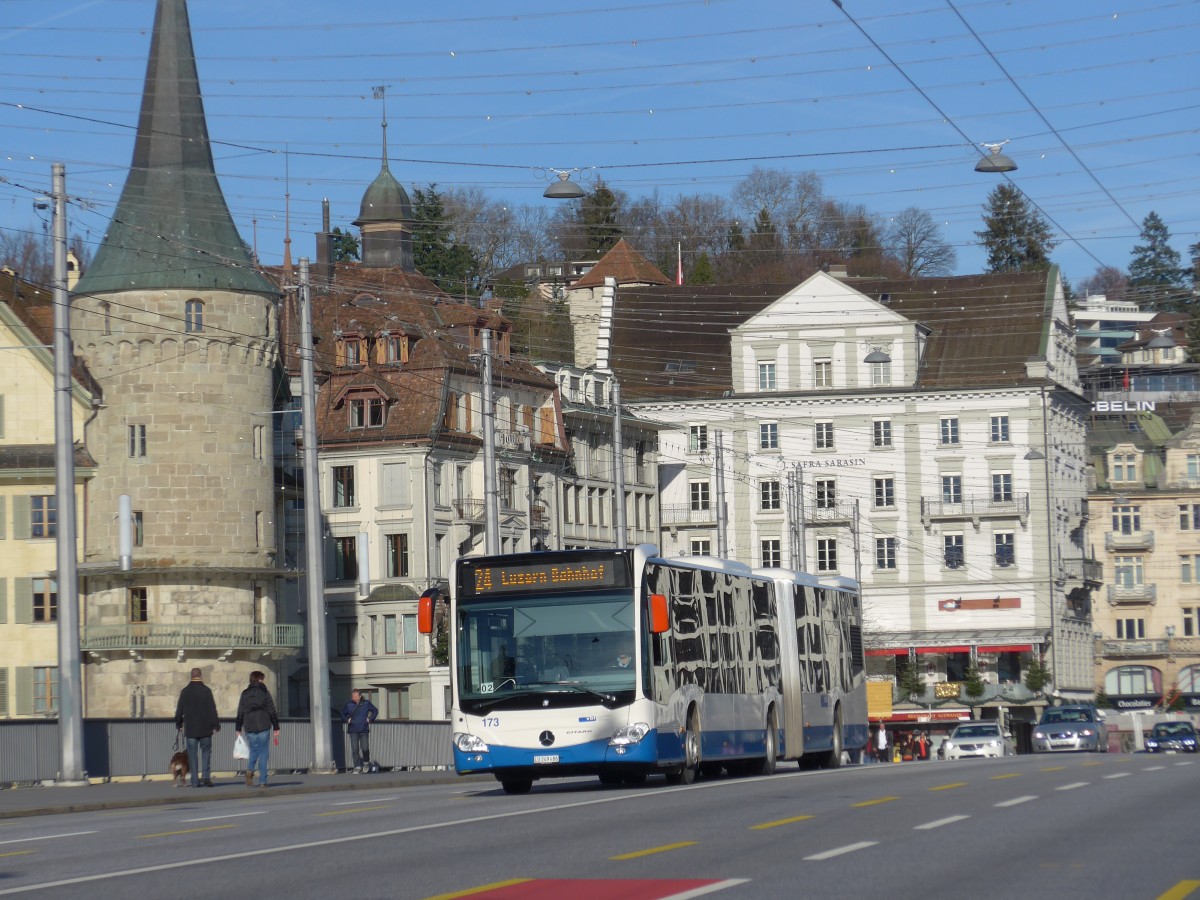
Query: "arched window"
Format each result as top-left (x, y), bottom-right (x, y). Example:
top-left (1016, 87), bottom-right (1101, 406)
top-left (1178, 664), bottom-right (1200, 694)
top-left (1104, 665), bottom-right (1161, 696)
top-left (185, 299), bottom-right (204, 333)
top-left (99, 301), bottom-right (112, 336)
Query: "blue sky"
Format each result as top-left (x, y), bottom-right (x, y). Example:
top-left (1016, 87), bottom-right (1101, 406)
top-left (1, 0), bottom-right (1197, 285)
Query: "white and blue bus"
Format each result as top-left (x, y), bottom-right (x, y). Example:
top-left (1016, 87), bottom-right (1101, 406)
top-left (419, 545), bottom-right (867, 794)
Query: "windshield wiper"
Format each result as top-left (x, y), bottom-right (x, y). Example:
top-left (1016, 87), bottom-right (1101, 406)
top-left (523, 681), bottom-right (619, 705)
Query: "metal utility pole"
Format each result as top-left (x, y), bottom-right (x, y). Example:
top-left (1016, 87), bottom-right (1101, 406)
top-left (612, 380), bottom-right (627, 548)
top-left (481, 328), bottom-right (500, 554)
top-left (52, 163), bottom-right (85, 784)
top-left (298, 259), bottom-right (333, 772)
top-left (795, 466), bottom-right (807, 570)
top-left (852, 499), bottom-right (862, 587)
top-left (715, 429), bottom-right (728, 558)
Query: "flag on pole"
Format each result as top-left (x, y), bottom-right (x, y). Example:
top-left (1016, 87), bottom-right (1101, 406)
top-left (1123, 368), bottom-right (1130, 391)
top-left (676, 243), bottom-right (683, 286)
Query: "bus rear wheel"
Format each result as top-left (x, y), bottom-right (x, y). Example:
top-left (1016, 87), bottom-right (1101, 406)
top-left (755, 709), bottom-right (778, 776)
top-left (500, 778), bottom-right (532, 795)
top-left (820, 708), bottom-right (843, 769)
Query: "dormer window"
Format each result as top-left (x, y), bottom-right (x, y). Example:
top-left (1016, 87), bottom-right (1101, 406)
top-left (337, 334), bottom-right (364, 367)
top-left (380, 333), bottom-right (409, 365)
top-left (345, 391), bottom-right (386, 429)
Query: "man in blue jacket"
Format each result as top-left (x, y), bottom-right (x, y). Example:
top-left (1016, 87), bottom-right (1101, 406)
top-left (341, 688), bottom-right (379, 773)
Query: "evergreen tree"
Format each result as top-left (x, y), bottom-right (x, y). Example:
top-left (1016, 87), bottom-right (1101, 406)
top-left (412, 184), bottom-right (478, 296)
top-left (976, 184), bottom-right (1057, 273)
top-left (578, 179), bottom-right (623, 256)
top-left (690, 252), bottom-right (715, 285)
top-left (1024, 656), bottom-right (1050, 695)
top-left (898, 662), bottom-right (924, 703)
top-left (964, 667), bottom-right (986, 701)
top-left (1129, 212), bottom-right (1184, 286)
top-left (749, 207), bottom-right (781, 261)
top-left (330, 227), bottom-right (360, 262)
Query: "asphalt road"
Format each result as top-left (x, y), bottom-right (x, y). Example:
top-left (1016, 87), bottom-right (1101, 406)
top-left (1, 753), bottom-right (1197, 899)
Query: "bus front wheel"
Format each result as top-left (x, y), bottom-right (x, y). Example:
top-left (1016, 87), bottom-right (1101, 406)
top-left (500, 778), bottom-right (532, 795)
top-left (666, 710), bottom-right (701, 785)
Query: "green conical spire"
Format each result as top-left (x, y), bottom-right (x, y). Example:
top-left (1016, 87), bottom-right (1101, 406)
top-left (75, 0), bottom-right (276, 296)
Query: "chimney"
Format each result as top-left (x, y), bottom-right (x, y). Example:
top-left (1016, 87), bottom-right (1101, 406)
top-left (315, 197), bottom-right (335, 286)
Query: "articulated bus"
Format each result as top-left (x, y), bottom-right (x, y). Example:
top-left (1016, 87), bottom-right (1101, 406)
top-left (419, 545), bottom-right (867, 794)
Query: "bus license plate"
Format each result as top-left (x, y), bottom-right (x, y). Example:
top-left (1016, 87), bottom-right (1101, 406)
top-left (533, 754), bottom-right (559, 764)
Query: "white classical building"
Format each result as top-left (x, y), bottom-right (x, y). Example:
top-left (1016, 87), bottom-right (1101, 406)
top-left (584, 265), bottom-right (1096, 728)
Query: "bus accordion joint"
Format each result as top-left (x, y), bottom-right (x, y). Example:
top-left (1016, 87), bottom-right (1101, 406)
top-left (649, 593), bottom-right (670, 634)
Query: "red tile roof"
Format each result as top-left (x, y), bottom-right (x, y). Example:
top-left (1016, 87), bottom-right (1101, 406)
top-left (569, 239), bottom-right (671, 290)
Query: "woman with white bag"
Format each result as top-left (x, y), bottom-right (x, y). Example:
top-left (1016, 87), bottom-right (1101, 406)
top-left (235, 671), bottom-right (281, 787)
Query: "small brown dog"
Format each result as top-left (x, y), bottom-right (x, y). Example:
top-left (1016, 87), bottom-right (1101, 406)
top-left (170, 751), bottom-right (190, 788)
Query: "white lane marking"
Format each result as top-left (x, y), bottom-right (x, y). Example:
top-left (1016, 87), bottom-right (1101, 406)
top-left (995, 795), bottom-right (1038, 807)
top-left (660, 879), bottom-right (751, 900)
top-left (0, 831), bottom-right (96, 846)
top-left (1175, 761), bottom-right (1195, 766)
top-left (914, 815), bottom-right (970, 831)
top-left (1103, 772), bottom-right (1131, 780)
top-left (1056, 782), bottom-right (1089, 791)
top-left (804, 841), bottom-right (878, 861)
top-left (1143, 766), bottom-right (1166, 772)
top-left (329, 796), bottom-right (399, 806)
top-left (182, 811), bottom-right (267, 823)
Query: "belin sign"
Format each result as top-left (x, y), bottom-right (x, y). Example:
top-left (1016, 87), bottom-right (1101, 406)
top-left (1093, 401), bottom-right (1156, 413)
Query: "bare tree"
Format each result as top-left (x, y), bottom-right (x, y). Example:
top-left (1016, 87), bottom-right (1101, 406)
top-left (441, 186), bottom-right (516, 282)
top-left (0, 224), bottom-right (53, 285)
top-left (884, 207), bottom-right (957, 277)
top-left (1075, 265), bottom-right (1128, 299)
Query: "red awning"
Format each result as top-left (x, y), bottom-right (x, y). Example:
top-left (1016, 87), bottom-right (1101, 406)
top-left (887, 709), bottom-right (972, 723)
top-left (915, 645), bottom-right (970, 654)
top-left (976, 644), bottom-right (1033, 653)
top-left (866, 648), bottom-right (909, 656)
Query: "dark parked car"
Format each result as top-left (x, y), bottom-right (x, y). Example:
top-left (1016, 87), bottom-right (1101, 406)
top-left (1031, 705), bottom-right (1108, 753)
top-left (1144, 722), bottom-right (1198, 753)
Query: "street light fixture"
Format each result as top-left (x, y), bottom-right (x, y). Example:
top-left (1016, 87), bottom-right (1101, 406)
top-left (543, 169), bottom-right (586, 199)
top-left (975, 141), bottom-right (1018, 174)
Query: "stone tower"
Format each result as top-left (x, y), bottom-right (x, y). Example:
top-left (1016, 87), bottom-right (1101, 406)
top-left (71, 0), bottom-right (298, 717)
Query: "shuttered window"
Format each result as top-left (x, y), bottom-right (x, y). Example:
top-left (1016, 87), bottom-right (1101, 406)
top-left (0, 578), bottom-right (6, 624)
top-left (0, 668), bottom-right (8, 717)
top-left (14, 578), bottom-right (33, 625)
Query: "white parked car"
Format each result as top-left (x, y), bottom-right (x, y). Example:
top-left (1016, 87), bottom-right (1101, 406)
top-left (941, 722), bottom-right (1013, 760)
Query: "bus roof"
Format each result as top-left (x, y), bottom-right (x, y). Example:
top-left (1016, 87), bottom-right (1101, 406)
top-left (752, 567), bottom-right (860, 592)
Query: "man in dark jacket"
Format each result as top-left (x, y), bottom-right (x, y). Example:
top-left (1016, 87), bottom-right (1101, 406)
top-left (235, 671), bottom-right (280, 787)
top-left (340, 688), bottom-right (379, 773)
top-left (174, 667), bottom-right (220, 787)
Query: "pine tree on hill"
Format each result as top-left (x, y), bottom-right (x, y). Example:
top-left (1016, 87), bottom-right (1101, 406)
top-left (976, 184), bottom-right (1057, 274)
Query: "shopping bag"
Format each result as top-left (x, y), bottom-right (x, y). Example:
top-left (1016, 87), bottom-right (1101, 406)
top-left (233, 732), bottom-right (250, 760)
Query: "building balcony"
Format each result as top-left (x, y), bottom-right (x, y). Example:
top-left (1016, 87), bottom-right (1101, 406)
top-left (1104, 530), bottom-right (1154, 552)
top-left (1095, 638), bottom-right (1169, 658)
top-left (920, 494), bottom-right (1030, 528)
top-left (1061, 556), bottom-right (1104, 587)
top-left (453, 498), bottom-right (486, 522)
top-left (1106, 583), bottom-right (1157, 605)
top-left (808, 500), bottom-right (855, 525)
top-left (81, 622), bottom-right (305, 652)
top-left (899, 682), bottom-right (1037, 704)
top-left (530, 501), bottom-right (550, 532)
top-left (661, 504), bottom-right (718, 527)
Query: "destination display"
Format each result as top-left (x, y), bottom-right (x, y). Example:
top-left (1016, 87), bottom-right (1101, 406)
top-left (459, 555), bottom-right (629, 598)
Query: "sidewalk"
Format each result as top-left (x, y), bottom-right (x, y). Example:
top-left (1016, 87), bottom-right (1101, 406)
top-left (0, 769), bottom-right (485, 820)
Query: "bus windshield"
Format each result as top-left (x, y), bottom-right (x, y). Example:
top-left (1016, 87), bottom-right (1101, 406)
top-left (457, 590), bottom-right (637, 712)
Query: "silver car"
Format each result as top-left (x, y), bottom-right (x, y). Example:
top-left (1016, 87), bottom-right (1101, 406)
top-left (941, 722), bottom-right (1013, 760)
top-left (1032, 705), bottom-right (1108, 753)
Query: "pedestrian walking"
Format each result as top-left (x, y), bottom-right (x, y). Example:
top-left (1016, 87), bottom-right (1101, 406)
top-left (876, 721), bottom-right (889, 763)
top-left (235, 670), bottom-right (280, 788)
top-left (174, 667), bottom-right (220, 787)
top-left (341, 688), bottom-right (379, 774)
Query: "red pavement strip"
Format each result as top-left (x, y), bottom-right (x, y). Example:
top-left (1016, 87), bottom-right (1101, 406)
top-left (445, 879), bottom-right (729, 899)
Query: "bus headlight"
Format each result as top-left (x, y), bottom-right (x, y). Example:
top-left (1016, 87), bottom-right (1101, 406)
top-left (609, 723), bottom-right (650, 747)
top-left (454, 732), bottom-right (489, 753)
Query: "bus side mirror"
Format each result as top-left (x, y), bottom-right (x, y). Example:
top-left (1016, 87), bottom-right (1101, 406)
top-left (648, 593), bottom-right (669, 634)
top-left (417, 594), bottom-right (433, 635)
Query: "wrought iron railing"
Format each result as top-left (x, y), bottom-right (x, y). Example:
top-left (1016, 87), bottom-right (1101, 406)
top-left (80, 622), bottom-right (305, 651)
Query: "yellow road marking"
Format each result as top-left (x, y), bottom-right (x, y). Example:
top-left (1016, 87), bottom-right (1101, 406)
top-left (0, 851), bottom-right (35, 858)
top-left (137, 824), bottom-right (236, 839)
top-left (1158, 880), bottom-right (1200, 900)
top-left (853, 796), bottom-right (900, 808)
top-left (751, 814), bottom-right (814, 830)
top-left (930, 782), bottom-right (967, 791)
top-left (1039, 766), bottom-right (1066, 772)
top-left (1082, 761), bottom-right (1104, 767)
top-left (315, 805), bottom-right (392, 817)
top-left (611, 841), bottom-right (698, 860)
top-left (421, 879), bottom-right (534, 900)
top-left (991, 773), bottom-right (1022, 780)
